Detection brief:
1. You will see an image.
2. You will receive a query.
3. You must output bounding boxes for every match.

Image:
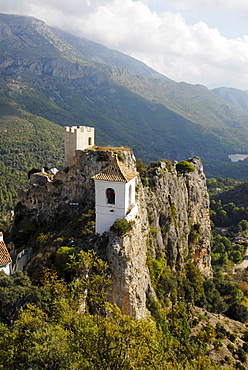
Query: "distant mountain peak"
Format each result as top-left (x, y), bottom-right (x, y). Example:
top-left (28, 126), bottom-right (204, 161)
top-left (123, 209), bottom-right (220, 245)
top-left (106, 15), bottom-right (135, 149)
top-left (1, 13), bottom-right (248, 180)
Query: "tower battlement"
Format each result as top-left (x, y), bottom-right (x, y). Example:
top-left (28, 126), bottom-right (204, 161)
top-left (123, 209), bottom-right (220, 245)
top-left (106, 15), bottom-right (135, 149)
top-left (65, 126), bottom-right (94, 134)
top-left (64, 125), bottom-right (95, 166)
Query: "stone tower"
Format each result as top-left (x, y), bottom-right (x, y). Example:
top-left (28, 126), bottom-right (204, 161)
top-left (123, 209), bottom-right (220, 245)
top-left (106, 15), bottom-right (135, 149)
top-left (92, 157), bottom-right (139, 234)
top-left (64, 126), bottom-right (95, 167)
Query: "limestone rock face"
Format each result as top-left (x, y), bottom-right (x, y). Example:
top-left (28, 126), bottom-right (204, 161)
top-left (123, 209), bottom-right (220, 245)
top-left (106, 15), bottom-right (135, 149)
top-left (14, 149), bottom-right (212, 319)
top-left (143, 157), bottom-right (211, 277)
top-left (96, 181), bottom-right (152, 319)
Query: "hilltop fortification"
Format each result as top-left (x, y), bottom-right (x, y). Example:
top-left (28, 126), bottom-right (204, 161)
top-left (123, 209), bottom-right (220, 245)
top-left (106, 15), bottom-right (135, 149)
top-left (12, 127), bottom-right (212, 319)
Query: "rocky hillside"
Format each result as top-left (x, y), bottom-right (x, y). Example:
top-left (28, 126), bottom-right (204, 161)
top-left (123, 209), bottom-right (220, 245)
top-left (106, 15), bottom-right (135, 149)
top-left (212, 87), bottom-right (248, 113)
top-left (1, 13), bottom-right (248, 182)
top-left (12, 147), bottom-right (211, 318)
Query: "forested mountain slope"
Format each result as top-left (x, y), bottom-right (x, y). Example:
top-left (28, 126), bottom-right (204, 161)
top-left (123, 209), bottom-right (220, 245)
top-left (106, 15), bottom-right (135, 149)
top-left (1, 13), bottom-right (248, 215)
top-left (0, 97), bottom-right (64, 215)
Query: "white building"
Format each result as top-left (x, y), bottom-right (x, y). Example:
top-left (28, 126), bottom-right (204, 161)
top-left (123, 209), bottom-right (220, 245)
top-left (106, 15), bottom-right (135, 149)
top-left (0, 232), bottom-right (12, 275)
top-left (92, 158), bottom-right (139, 234)
top-left (64, 126), bottom-right (95, 167)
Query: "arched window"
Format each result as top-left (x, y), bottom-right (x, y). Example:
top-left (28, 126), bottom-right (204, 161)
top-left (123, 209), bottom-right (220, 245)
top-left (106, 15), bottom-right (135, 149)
top-left (129, 184), bottom-right (132, 206)
top-left (88, 137), bottom-right (92, 145)
top-left (106, 188), bottom-right (115, 204)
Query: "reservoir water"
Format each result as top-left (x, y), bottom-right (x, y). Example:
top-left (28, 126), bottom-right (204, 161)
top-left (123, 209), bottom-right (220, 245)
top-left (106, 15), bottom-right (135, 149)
top-left (228, 154), bottom-right (248, 162)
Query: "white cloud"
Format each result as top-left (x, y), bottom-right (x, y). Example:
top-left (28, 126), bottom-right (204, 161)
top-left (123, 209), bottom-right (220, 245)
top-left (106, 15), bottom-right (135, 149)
top-left (161, 0), bottom-right (248, 13)
top-left (1, 0), bottom-right (248, 89)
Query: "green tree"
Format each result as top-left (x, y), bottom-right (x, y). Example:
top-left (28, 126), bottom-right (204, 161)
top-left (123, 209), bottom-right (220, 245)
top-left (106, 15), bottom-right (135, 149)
top-left (0, 304), bottom-right (72, 370)
top-left (185, 262), bottom-right (205, 305)
top-left (238, 219), bottom-right (248, 232)
top-left (68, 250), bottom-right (110, 314)
top-left (176, 160), bottom-right (195, 174)
top-left (71, 304), bottom-right (166, 370)
top-left (0, 271), bottom-right (51, 325)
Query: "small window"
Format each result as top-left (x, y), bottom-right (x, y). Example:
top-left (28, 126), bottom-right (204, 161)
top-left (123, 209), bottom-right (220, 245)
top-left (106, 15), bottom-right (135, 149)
top-left (88, 137), bottom-right (92, 145)
top-left (129, 184), bottom-right (132, 206)
top-left (106, 188), bottom-right (115, 204)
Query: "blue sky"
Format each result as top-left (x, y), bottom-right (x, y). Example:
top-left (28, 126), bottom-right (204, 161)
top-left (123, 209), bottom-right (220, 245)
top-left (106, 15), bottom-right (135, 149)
top-left (142, 1), bottom-right (248, 39)
top-left (1, 0), bottom-right (248, 90)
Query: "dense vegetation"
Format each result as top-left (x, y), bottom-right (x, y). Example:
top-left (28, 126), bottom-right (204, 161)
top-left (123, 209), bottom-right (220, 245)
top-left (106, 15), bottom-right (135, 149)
top-left (1, 176), bottom-right (248, 369)
top-left (207, 177), bottom-right (242, 196)
top-left (0, 268), bottom-right (225, 370)
top-left (200, 178), bottom-right (248, 325)
top-left (0, 241), bottom-right (247, 369)
top-left (0, 245), bottom-right (235, 369)
top-left (0, 99), bottom-right (64, 216)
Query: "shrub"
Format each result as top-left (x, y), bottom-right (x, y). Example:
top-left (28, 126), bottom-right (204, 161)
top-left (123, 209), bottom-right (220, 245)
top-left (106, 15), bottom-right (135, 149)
top-left (228, 332), bottom-right (237, 342)
top-left (236, 348), bottom-right (247, 363)
top-left (141, 177), bottom-right (148, 186)
top-left (226, 303), bottom-right (248, 323)
top-left (176, 160), bottom-right (195, 174)
top-left (215, 322), bottom-right (227, 339)
top-left (189, 223), bottom-right (203, 246)
top-left (224, 355), bottom-right (231, 364)
top-left (235, 362), bottom-right (246, 370)
top-left (149, 226), bottom-right (158, 238)
top-left (242, 342), bottom-right (248, 352)
top-left (213, 339), bottom-right (223, 350)
top-left (227, 342), bottom-right (235, 354)
top-left (136, 158), bottom-right (148, 177)
top-left (116, 152), bottom-right (124, 162)
top-left (55, 246), bottom-right (76, 268)
top-left (243, 331), bottom-right (248, 342)
top-left (111, 219), bottom-right (133, 235)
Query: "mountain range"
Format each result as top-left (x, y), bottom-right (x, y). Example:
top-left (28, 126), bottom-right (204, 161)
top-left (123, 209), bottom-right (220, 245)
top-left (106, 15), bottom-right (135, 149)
top-left (1, 12), bottom-right (248, 211)
top-left (212, 87), bottom-right (248, 113)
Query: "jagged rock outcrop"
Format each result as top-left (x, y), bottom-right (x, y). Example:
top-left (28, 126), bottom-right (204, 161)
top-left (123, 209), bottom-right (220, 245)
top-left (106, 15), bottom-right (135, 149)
top-left (143, 157), bottom-right (211, 275)
top-left (13, 148), bottom-right (212, 319)
top-left (16, 148), bottom-right (135, 224)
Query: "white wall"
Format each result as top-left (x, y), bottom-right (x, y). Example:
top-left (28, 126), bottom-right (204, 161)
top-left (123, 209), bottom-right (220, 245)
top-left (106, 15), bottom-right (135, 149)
top-left (94, 177), bottom-right (137, 234)
top-left (0, 263), bottom-right (11, 276)
top-left (76, 126), bottom-right (95, 150)
top-left (124, 177), bottom-right (136, 211)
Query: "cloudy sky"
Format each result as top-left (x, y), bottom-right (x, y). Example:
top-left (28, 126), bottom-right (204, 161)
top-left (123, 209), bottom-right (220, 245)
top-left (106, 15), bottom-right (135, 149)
top-left (1, 0), bottom-right (248, 90)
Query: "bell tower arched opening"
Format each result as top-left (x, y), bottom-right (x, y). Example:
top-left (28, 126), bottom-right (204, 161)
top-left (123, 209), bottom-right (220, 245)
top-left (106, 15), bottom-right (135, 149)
top-left (106, 188), bottom-right (115, 205)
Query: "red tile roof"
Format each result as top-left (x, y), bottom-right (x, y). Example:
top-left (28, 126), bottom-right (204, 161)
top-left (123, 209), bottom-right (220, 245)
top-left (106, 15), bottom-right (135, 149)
top-left (92, 158), bottom-right (138, 183)
top-left (0, 241), bottom-right (12, 266)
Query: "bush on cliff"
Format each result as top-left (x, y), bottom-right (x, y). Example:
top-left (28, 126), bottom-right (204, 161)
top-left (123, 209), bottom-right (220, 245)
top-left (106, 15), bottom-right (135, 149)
top-left (111, 219), bottom-right (133, 235)
top-left (176, 160), bottom-right (195, 174)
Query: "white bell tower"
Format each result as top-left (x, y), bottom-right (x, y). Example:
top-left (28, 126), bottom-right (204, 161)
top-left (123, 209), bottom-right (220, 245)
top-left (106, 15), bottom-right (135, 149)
top-left (92, 158), bottom-right (139, 234)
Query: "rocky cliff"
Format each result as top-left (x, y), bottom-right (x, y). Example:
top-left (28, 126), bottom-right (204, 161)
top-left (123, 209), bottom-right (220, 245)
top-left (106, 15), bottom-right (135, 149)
top-left (13, 148), bottom-right (212, 319)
